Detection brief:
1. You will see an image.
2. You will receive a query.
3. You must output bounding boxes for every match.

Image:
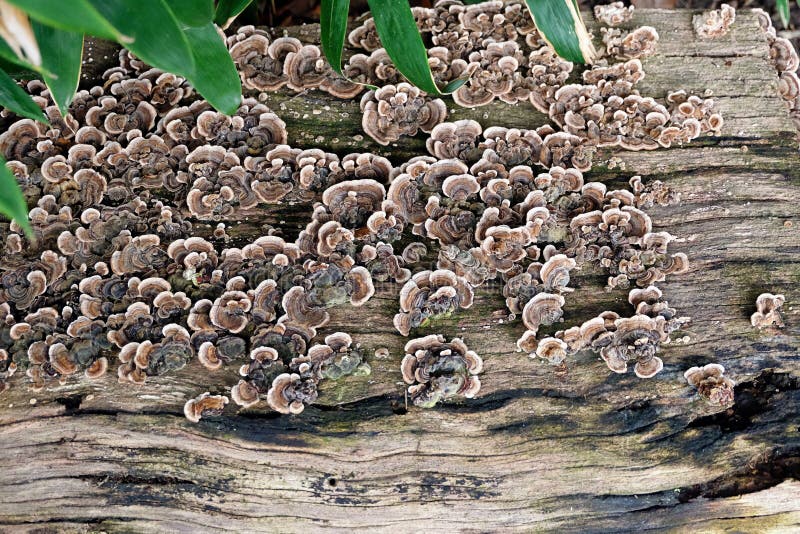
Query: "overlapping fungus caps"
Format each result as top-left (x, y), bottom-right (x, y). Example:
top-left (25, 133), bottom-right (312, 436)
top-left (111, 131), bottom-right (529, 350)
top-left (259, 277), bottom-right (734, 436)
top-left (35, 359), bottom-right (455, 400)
top-left (360, 83), bottom-right (448, 145)
top-left (0, 0), bottom-right (738, 404)
top-left (394, 269), bottom-right (474, 336)
top-left (401, 334), bottom-right (483, 408)
top-left (693, 4), bottom-right (736, 39)
top-left (594, 2), bottom-right (634, 27)
top-left (684, 363), bottom-right (735, 406)
top-left (750, 293), bottom-right (786, 329)
top-left (184, 392), bottom-right (229, 423)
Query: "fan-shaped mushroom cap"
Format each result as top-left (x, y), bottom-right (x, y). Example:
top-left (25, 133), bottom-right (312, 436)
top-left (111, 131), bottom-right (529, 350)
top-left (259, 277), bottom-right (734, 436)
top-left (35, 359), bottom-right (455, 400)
top-left (441, 174), bottom-right (480, 200)
top-left (184, 392), bottom-right (229, 423)
top-left (231, 379), bottom-right (261, 408)
top-left (521, 292), bottom-right (565, 333)
top-left (280, 285), bottom-right (330, 332)
top-left (347, 266), bottom-right (375, 306)
top-left (197, 341), bottom-right (223, 371)
top-left (49, 343), bottom-right (78, 376)
top-left (85, 357), bottom-right (108, 379)
top-left (539, 254), bottom-right (577, 293)
top-left (535, 337), bottom-right (569, 364)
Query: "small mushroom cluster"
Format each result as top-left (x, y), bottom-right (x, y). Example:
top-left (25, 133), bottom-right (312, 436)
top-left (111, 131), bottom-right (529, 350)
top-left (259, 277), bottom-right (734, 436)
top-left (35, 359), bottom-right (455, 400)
top-left (755, 8), bottom-right (800, 132)
top-left (684, 363), bottom-right (735, 406)
top-left (693, 4), bottom-right (736, 39)
top-left (750, 292), bottom-right (786, 330)
top-left (594, 2), bottom-right (634, 27)
top-left (230, 331), bottom-right (368, 414)
top-left (523, 285), bottom-right (689, 378)
top-left (401, 334), bottom-right (483, 407)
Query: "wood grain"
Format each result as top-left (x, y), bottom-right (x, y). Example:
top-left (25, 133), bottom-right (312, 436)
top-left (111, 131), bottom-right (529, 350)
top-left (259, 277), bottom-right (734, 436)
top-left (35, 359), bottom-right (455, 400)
top-left (2, 9), bottom-right (799, 532)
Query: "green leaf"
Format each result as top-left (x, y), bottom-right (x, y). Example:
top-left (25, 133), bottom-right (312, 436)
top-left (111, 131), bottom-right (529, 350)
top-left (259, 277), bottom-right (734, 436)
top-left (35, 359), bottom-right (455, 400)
top-left (182, 23), bottom-right (241, 114)
top-left (32, 22), bottom-right (83, 116)
top-left (320, 0), bottom-right (350, 76)
top-left (214, 0), bottom-right (254, 27)
top-left (366, 0), bottom-right (442, 95)
top-left (0, 67), bottom-right (47, 122)
top-left (168, 0), bottom-right (215, 27)
top-left (0, 57), bottom-right (37, 78)
top-left (524, 0), bottom-right (596, 64)
top-left (4, 0), bottom-right (121, 41)
top-left (87, 0), bottom-right (195, 77)
top-left (0, 155), bottom-right (32, 238)
top-left (777, 0), bottom-right (790, 28)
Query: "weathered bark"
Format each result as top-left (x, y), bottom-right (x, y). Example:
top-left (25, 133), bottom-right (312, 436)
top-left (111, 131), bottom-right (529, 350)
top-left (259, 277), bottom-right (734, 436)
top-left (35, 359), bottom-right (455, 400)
top-left (1, 9), bottom-right (799, 532)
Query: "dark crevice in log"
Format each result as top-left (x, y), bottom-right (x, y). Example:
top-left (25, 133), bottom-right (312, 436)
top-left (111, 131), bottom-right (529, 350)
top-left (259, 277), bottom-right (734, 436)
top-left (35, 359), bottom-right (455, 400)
top-left (687, 369), bottom-right (800, 433)
top-left (677, 445), bottom-right (800, 502)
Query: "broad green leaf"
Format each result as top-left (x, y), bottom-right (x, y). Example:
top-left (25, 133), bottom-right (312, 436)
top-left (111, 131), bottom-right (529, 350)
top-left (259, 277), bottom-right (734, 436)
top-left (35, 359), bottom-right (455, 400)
top-left (182, 23), bottom-right (241, 115)
top-left (777, 0), bottom-right (790, 28)
top-left (32, 22), bottom-right (83, 116)
top-left (88, 0), bottom-right (195, 77)
top-left (0, 155), bottom-right (32, 238)
top-left (320, 0), bottom-right (350, 76)
top-left (524, 0), bottom-right (596, 64)
top-left (168, 0), bottom-right (215, 27)
top-left (366, 0), bottom-right (442, 95)
top-left (0, 57), bottom-right (37, 78)
top-left (214, 0), bottom-right (254, 28)
top-left (4, 0), bottom-right (121, 40)
top-left (0, 67), bottom-right (47, 122)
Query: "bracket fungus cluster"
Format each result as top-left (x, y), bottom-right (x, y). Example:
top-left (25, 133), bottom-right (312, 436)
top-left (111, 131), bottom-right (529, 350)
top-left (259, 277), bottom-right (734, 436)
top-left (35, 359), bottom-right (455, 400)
top-left (755, 9), bottom-right (800, 132)
top-left (684, 363), bottom-right (735, 406)
top-left (750, 293), bottom-right (786, 330)
top-left (401, 334), bottom-right (482, 408)
top-left (0, 0), bottom-right (745, 416)
top-left (344, 0), bottom-right (717, 148)
top-left (693, 4), bottom-right (736, 39)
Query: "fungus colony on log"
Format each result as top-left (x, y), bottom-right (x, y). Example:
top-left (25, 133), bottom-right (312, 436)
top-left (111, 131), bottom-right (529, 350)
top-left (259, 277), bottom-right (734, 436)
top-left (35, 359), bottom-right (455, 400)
top-left (756, 8), bottom-right (800, 132)
top-left (0, 1), bottom-right (747, 414)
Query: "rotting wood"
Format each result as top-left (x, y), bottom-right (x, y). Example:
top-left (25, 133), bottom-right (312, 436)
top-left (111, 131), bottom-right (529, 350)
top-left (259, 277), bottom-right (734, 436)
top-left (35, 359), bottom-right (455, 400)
top-left (1, 9), bottom-right (799, 532)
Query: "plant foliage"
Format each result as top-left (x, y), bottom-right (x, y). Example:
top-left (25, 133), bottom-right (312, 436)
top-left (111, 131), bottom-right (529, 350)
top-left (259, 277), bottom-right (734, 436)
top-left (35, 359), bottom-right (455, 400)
top-left (319, 0), bottom-right (595, 94)
top-left (0, 0), bottom-right (251, 230)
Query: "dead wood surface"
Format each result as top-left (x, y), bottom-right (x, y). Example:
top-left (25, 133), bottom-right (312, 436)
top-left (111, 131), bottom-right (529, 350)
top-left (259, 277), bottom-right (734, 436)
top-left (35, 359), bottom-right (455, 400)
top-left (2, 9), bottom-right (800, 533)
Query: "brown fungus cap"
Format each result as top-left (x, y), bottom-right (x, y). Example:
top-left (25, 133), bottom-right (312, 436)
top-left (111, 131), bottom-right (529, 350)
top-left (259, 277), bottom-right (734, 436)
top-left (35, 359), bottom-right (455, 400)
top-left (231, 379), bottom-right (261, 408)
top-left (684, 363), bottom-right (735, 405)
top-left (347, 266), bottom-right (375, 306)
top-left (750, 293), bottom-right (786, 329)
top-left (184, 392), bottom-right (229, 423)
top-left (521, 292), bottom-right (565, 334)
top-left (534, 337), bottom-right (569, 365)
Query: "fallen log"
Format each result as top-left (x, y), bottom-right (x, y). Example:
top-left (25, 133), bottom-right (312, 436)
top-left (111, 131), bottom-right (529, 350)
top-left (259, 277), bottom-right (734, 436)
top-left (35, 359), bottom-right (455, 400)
top-left (1, 8), bottom-right (799, 532)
